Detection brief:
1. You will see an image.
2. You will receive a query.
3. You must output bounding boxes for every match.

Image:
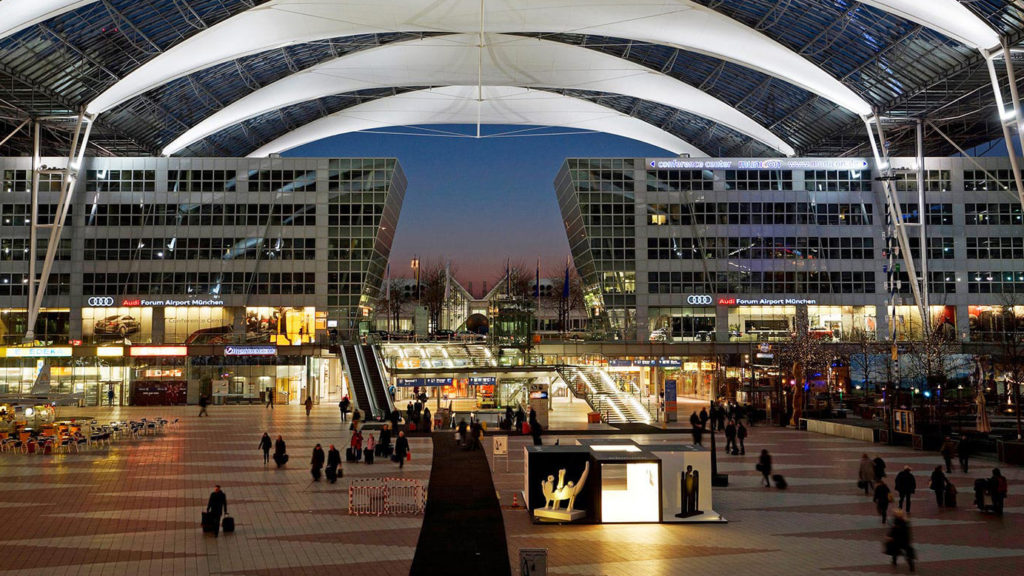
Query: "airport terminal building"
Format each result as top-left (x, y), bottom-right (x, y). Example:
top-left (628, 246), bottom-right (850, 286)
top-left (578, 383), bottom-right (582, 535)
top-left (557, 156), bottom-right (1024, 344)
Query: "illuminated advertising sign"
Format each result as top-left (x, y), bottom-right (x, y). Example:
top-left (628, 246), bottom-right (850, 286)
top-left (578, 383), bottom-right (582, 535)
top-left (96, 346), bottom-right (124, 357)
top-left (717, 297), bottom-right (817, 306)
top-left (646, 158), bottom-right (870, 171)
top-left (120, 298), bottom-right (224, 307)
top-left (397, 378), bottom-right (423, 387)
top-left (3, 347), bottom-right (73, 358)
top-left (130, 346), bottom-right (188, 357)
top-left (469, 377), bottom-right (496, 386)
top-left (425, 377), bottom-right (453, 386)
top-left (686, 295), bottom-right (714, 305)
top-left (224, 345), bottom-right (277, 356)
top-left (608, 359), bottom-right (681, 368)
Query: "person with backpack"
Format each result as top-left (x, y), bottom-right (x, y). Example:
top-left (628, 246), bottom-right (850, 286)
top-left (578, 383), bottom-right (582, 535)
top-left (258, 432), bottom-right (272, 466)
top-left (989, 468), bottom-right (1008, 515)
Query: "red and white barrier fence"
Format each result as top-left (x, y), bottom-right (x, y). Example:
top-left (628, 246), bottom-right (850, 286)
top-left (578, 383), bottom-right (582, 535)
top-left (348, 477), bottom-right (427, 516)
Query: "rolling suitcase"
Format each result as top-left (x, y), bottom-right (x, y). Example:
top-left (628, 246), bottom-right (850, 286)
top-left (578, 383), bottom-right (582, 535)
top-left (273, 453), bottom-right (288, 467)
top-left (772, 474), bottom-right (788, 489)
top-left (346, 448), bottom-right (359, 462)
top-left (326, 466), bottom-right (337, 483)
top-left (201, 512), bottom-right (217, 533)
top-left (222, 515), bottom-right (234, 533)
top-left (364, 449), bottom-right (374, 464)
top-left (944, 483), bottom-right (958, 508)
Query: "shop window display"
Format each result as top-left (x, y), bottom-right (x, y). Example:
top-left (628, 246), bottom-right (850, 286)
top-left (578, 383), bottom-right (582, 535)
top-left (245, 307), bottom-right (317, 344)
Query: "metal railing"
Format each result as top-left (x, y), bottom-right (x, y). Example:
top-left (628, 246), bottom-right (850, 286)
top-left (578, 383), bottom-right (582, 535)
top-left (348, 477), bottom-right (427, 516)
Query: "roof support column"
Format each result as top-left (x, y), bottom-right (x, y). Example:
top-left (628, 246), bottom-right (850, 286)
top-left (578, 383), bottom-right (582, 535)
top-left (999, 39), bottom-right (1024, 213)
top-left (0, 118), bottom-right (29, 149)
top-left (983, 50), bottom-right (1024, 215)
top-left (915, 119), bottom-right (928, 317)
top-left (24, 110), bottom-right (94, 343)
top-left (863, 116), bottom-right (928, 337)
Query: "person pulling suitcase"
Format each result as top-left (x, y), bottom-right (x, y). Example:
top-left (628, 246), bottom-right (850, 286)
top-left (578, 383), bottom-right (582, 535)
top-left (204, 485), bottom-right (227, 537)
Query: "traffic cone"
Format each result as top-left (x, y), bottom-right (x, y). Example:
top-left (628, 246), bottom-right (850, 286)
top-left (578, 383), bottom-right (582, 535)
top-left (512, 492), bottom-right (519, 508)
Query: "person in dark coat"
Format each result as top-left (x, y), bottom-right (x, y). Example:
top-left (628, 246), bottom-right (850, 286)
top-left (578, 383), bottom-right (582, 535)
top-left (206, 485), bottom-right (227, 537)
top-left (258, 432), bottom-right (272, 465)
top-left (929, 466), bottom-right (948, 507)
top-left (698, 407), bottom-right (709, 429)
top-left (422, 406), bottom-right (432, 433)
top-left (989, 468), bottom-right (1008, 515)
top-left (457, 419), bottom-right (469, 446)
top-left (757, 449), bottom-right (772, 487)
top-left (515, 406), bottom-right (526, 432)
top-left (504, 406), bottom-right (514, 429)
top-left (691, 422), bottom-right (703, 446)
top-left (379, 424), bottom-right (392, 453)
top-left (859, 454), bottom-right (876, 495)
top-left (310, 443), bottom-right (325, 481)
top-left (198, 394), bottom-right (209, 417)
top-left (737, 421), bottom-right (747, 455)
top-left (872, 455), bottom-right (887, 482)
top-left (339, 396), bottom-right (350, 422)
top-left (884, 510), bottom-right (915, 570)
top-left (326, 444), bottom-right (341, 483)
top-left (957, 434), bottom-right (971, 473)
top-left (939, 437), bottom-right (956, 473)
top-left (395, 430), bottom-right (410, 469)
top-left (304, 396), bottom-right (313, 417)
top-left (873, 479), bottom-right (892, 524)
top-left (389, 409), bottom-right (400, 432)
top-left (689, 411), bottom-right (700, 429)
top-left (530, 420), bottom-right (543, 446)
top-left (529, 407), bottom-right (538, 430)
top-left (273, 435), bottom-right (287, 468)
top-left (724, 420), bottom-right (737, 454)
top-left (894, 465), bottom-right (916, 514)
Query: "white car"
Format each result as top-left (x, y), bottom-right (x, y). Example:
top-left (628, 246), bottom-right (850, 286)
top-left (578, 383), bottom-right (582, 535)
top-left (649, 328), bottom-right (669, 342)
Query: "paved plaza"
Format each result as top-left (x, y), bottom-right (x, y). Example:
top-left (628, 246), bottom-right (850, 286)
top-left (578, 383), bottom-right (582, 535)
top-left (0, 406), bottom-right (1020, 575)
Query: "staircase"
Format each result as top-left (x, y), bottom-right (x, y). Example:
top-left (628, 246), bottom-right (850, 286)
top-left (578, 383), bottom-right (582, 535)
top-left (361, 344), bottom-right (393, 416)
top-left (463, 343), bottom-right (497, 367)
top-left (556, 365), bottom-right (652, 424)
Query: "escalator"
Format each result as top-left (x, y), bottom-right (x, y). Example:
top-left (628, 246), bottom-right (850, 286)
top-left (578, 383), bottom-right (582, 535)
top-left (341, 345), bottom-right (373, 418)
top-left (361, 344), bottom-right (392, 417)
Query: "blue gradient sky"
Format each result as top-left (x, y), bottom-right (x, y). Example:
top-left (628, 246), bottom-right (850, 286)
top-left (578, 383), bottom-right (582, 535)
top-left (287, 126), bottom-right (670, 292)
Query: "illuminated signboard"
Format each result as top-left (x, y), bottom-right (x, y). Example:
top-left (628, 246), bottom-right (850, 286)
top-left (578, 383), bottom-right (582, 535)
top-left (469, 377), bottom-right (496, 386)
top-left (397, 378), bottom-right (424, 387)
top-left (96, 346), bottom-right (124, 357)
top-left (609, 359), bottom-right (681, 368)
top-left (425, 377), bottom-right (453, 386)
top-left (144, 369), bottom-right (184, 378)
top-left (130, 346), bottom-right (188, 357)
top-left (3, 347), bottom-right (73, 358)
top-left (224, 345), bottom-right (277, 356)
top-left (120, 298), bottom-right (224, 307)
top-left (646, 158), bottom-right (870, 171)
top-left (718, 297), bottom-right (817, 306)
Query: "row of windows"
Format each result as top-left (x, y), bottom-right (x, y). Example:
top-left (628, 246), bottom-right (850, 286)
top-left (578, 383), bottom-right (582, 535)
top-left (1, 171), bottom-right (63, 192)
top-left (84, 204), bottom-right (316, 227)
top-left (890, 170), bottom-right (952, 192)
top-left (724, 170), bottom-right (794, 191)
top-left (964, 203), bottom-right (1024, 225)
top-left (966, 237), bottom-right (1024, 260)
top-left (645, 170), bottom-right (714, 192)
top-left (894, 272), bottom-right (958, 294)
top-left (0, 274), bottom-right (70, 296)
top-left (646, 236), bottom-right (875, 260)
top-left (327, 203), bottom-right (384, 226)
top-left (803, 170), bottom-right (873, 192)
top-left (249, 170), bottom-right (317, 193)
top-left (0, 239), bottom-right (71, 261)
top-left (86, 170), bottom-right (156, 192)
top-left (647, 202), bottom-right (873, 226)
top-left (83, 237), bottom-right (316, 261)
top-left (1, 204), bottom-right (65, 225)
top-left (896, 203), bottom-right (953, 225)
top-left (82, 272), bottom-right (316, 296)
top-left (327, 238), bottom-right (376, 261)
top-left (967, 271), bottom-right (1024, 293)
top-left (589, 237), bottom-right (636, 261)
top-left (168, 170), bottom-right (237, 192)
top-left (906, 237), bottom-right (955, 260)
top-left (647, 271), bottom-right (876, 294)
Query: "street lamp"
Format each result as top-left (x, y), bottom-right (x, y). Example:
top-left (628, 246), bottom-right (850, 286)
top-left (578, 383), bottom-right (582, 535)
top-left (410, 257), bottom-right (420, 303)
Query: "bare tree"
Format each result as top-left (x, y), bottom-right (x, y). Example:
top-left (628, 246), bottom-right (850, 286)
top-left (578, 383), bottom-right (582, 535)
top-left (550, 264), bottom-right (585, 333)
top-left (777, 331), bottom-right (836, 425)
top-left (376, 278), bottom-right (407, 332)
top-left (419, 259), bottom-right (449, 333)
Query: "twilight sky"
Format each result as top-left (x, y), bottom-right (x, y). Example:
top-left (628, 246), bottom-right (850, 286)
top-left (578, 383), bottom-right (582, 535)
top-left (286, 126), bottom-right (670, 292)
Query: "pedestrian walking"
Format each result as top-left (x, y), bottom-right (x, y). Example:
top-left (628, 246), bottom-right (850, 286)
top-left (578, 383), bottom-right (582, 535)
top-left (699, 407), bottom-right (709, 430)
top-left (757, 449), bottom-right (772, 488)
top-left (258, 432), bottom-right (272, 465)
top-left (107, 387), bottom-right (115, 407)
top-left (872, 455), bottom-right (887, 482)
top-left (205, 485), bottom-right (227, 537)
top-left (339, 396), bottom-right (350, 422)
top-left (326, 444), bottom-right (341, 483)
top-left (395, 430), bottom-right (410, 469)
top-left (929, 466), bottom-right (948, 507)
top-left (957, 434), bottom-right (971, 473)
top-left (989, 468), bottom-right (1008, 515)
top-left (273, 435), bottom-right (288, 468)
top-left (310, 443), bottom-right (325, 481)
top-left (884, 510), bottom-right (916, 571)
top-left (737, 420), bottom-right (747, 454)
top-left (304, 396), bottom-right (313, 417)
top-left (265, 388), bottom-right (274, 409)
top-left (940, 437), bottom-right (956, 473)
top-left (894, 465), bottom-right (916, 514)
top-left (724, 419), bottom-right (737, 454)
top-left (873, 479), bottom-right (892, 524)
top-left (858, 453), bottom-right (875, 495)
top-left (198, 393), bottom-right (209, 417)
top-left (422, 406), bottom-right (432, 433)
top-left (691, 422), bottom-right (703, 446)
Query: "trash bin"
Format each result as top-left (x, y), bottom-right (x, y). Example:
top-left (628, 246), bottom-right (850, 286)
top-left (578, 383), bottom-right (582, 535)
top-left (520, 548), bottom-right (547, 576)
top-left (587, 412), bottom-right (601, 423)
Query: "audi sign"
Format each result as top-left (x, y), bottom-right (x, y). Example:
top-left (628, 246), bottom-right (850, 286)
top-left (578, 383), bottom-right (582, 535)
top-left (686, 295), bottom-right (713, 305)
top-left (87, 296), bottom-right (115, 307)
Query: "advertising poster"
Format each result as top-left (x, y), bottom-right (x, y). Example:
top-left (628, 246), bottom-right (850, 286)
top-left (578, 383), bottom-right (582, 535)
top-left (167, 306), bottom-right (234, 344)
top-left (665, 379), bottom-right (677, 422)
top-left (245, 306), bottom-right (316, 344)
top-left (82, 307), bottom-right (153, 343)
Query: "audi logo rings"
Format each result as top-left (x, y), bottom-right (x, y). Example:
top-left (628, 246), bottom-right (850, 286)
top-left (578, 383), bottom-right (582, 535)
top-left (686, 295), bottom-right (714, 305)
top-left (87, 296), bottom-right (115, 307)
